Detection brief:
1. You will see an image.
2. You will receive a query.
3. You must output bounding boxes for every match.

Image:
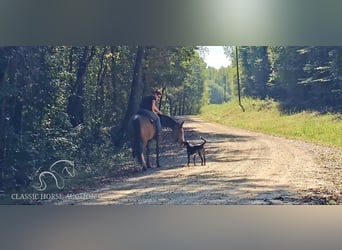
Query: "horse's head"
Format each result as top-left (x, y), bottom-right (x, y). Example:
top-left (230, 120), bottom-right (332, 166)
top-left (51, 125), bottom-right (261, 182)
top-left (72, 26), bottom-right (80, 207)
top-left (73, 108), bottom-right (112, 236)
top-left (159, 115), bottom-right (185, 144)
top-left (172, 121), bottom-right (185, 144)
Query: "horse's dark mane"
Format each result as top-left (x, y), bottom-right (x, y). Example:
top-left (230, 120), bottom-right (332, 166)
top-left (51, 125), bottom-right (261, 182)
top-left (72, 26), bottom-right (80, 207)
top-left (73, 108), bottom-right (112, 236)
top-left (159, 114), bottom-right (180, 129)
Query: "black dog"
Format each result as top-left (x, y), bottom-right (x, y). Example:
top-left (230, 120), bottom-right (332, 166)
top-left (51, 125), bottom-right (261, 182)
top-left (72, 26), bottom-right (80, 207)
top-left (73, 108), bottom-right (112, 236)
top-left (183, 137), bottom-right (207, 166)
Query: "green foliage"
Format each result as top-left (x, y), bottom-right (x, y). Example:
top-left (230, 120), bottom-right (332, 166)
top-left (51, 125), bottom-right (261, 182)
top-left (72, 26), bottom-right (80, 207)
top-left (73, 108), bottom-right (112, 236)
top-left (2, 45), bottom-right (341, 194)
top-left (0, 46), bottom-right (208, 193)
top-left (228, 46), bottom-right (342, 112)
top-left (200, 98), bottom-right (342, 148)
top-left (209, 83), bottom-right (225, 104)
top-left (205, 66), bottom-right (230, 104)
top-left (240, 46), bottom-right (269, 98)
top-left (157, 47), bottom-right (207, 115)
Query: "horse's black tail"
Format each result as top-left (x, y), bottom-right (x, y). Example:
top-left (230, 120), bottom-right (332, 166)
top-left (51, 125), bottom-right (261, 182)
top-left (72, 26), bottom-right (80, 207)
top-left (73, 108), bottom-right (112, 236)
top-left (200, 136), bottom-right (207, 146)
top-left (132, 116), bottom-right (144, 165)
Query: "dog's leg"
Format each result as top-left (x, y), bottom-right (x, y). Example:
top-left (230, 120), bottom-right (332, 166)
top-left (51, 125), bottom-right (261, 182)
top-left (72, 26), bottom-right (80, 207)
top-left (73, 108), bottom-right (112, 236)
top-left (199, 152), bottom-right (204, 166)
top-left (203, 150), bottom-right (206, 165)
top-left (187, 153), bottom-right (190, 166)
top-left (193, 155), bottom-right (196, 165)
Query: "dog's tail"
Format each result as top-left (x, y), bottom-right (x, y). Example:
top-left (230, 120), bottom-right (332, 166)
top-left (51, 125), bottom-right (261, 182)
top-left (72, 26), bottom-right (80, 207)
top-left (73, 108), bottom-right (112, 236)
top-left (200, 136), bottom-right (207, 146)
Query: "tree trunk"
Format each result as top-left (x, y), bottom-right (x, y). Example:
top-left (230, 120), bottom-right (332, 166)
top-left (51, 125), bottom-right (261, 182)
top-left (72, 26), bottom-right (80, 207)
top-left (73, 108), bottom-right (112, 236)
top-left (95, 47), bottom-right (107, 112)
top-left (112, 46), bottom-right (144, 147)
top-left (260, 46), bottom-right (270, 99)
top-left (110, 46), bottom-right (119, 120)
top-left (181, 92), bottom-right (185, 115)
top-left (67, 46), bottom-right (95, 127)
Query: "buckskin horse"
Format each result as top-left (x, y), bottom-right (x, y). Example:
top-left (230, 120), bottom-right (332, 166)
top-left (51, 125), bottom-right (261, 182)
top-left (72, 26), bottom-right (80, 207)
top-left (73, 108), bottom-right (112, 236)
top-left (131, 114), bottom-right (184, 171)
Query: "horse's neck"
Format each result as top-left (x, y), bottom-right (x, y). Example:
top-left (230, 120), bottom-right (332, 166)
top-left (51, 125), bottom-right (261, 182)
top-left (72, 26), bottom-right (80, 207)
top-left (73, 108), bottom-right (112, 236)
top-left (160, 115), bottom-right (176, 129)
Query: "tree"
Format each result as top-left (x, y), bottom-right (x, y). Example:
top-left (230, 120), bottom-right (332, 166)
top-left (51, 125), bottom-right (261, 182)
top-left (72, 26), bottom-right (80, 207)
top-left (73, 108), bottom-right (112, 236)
top-left (67, 46), bottom-right (96, 127)
top-left (298, 46), bottom-right (342, 111)
top-left (267, 46), bottom-right (305, 108)
top-left (234, 46), bottom-right (270, 99)
top-left (209, 83), bottom-right (225, 104)
top-left (268, 46), bottom-right (342, 111)
top-left (112, 46), bottom-right (144, 147)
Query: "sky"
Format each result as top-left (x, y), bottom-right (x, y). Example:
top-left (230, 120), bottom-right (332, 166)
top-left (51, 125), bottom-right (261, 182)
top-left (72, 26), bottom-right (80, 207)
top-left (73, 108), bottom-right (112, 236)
top-left (200, 46), bottom-right (231, 69)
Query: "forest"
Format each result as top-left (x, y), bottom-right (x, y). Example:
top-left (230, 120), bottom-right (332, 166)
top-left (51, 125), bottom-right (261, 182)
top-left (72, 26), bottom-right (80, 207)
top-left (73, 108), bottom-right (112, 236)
top-left (0, 46), bottom-right (341, 193)
top-left (211, 46), bottom-right (341, 112)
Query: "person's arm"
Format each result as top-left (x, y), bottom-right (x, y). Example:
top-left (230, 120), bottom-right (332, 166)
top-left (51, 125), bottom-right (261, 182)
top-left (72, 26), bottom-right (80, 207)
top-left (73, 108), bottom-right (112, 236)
top-left (152, 100), bottom-right (162, 114)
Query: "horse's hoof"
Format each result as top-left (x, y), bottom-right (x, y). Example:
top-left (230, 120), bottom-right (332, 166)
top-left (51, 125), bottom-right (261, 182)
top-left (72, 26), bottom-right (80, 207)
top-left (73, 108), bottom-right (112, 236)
top-left (142, 167), bottom-right (147, 171)
top-left (156, 165), bottom-right (161, 168)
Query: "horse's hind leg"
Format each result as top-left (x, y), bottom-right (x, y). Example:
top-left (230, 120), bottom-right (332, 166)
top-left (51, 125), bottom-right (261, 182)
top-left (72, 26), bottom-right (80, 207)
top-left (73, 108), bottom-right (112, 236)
top-left (137, 142), bottom-right (147, 171)
top-left (146, 142), bottom-right (152, 169)
top-left (137, 153), bottom-right (147, 171)
top-left (131, 139), bottom-right (136, 158)
top-left (156, 136), bottom-right (161, 168)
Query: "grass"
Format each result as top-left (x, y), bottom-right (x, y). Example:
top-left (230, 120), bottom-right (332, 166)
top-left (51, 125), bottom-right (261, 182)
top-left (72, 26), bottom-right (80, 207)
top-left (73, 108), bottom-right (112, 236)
top-left (200, 98), bottom-right (342, 148)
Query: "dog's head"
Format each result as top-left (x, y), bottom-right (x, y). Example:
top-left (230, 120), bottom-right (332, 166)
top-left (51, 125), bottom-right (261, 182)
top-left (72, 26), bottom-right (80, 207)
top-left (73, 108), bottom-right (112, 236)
top-left (183, 141), bottom-right (190, 147)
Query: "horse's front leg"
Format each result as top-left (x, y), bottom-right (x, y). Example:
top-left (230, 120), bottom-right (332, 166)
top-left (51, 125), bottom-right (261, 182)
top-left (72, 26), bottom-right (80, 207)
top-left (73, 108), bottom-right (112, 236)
top-left (146, 142), bottom-right (151, 169)
top-left (156, 136), bottom-right (161, 168)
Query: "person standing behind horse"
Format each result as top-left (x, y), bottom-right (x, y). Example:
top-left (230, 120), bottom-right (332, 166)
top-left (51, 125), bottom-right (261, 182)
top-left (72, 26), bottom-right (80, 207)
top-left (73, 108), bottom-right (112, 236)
top-left (138, 89), bottom-right (163, 136)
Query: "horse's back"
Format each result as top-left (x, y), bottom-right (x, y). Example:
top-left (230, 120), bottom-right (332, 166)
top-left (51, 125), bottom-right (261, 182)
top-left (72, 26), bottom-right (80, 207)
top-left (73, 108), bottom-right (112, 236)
top-left (132, 114), bottom-right (155, 141)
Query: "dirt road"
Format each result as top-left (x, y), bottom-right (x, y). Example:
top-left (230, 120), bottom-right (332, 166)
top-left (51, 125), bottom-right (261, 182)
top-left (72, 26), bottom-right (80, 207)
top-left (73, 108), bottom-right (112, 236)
top-left (57, 116), bottom-right (342, 205)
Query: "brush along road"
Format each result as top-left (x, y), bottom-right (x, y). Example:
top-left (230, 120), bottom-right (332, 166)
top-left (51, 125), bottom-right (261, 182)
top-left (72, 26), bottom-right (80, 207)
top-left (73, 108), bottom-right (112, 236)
top-left (56, 116), bottom-right (342, 205)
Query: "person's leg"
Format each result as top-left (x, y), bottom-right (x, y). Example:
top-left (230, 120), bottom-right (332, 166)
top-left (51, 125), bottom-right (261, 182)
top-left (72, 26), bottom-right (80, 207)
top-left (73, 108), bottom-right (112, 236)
top-left (149, 112), bottom-right (161, 135)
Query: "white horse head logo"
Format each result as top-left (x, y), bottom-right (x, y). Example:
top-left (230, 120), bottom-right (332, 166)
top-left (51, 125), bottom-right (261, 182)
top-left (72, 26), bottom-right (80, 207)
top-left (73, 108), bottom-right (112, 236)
top-left (32, 160), bottom-right (75, 192)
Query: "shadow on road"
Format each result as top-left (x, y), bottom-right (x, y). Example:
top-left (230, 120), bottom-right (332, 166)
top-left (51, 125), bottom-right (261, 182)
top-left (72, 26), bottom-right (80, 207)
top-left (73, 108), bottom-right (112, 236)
top-left (88, 168), bottom-right (326, 205)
